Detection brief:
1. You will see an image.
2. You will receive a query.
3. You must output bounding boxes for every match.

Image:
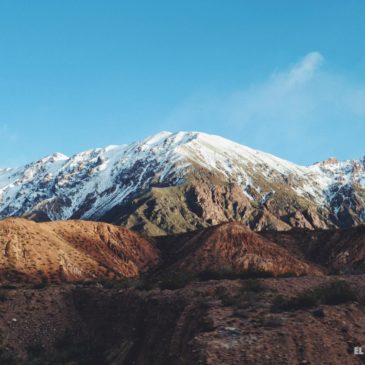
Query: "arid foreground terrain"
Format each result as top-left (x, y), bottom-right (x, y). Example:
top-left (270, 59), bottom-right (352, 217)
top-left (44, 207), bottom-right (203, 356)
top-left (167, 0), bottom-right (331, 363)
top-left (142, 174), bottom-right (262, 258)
top-left (1, 219), bottom-right (365, 364)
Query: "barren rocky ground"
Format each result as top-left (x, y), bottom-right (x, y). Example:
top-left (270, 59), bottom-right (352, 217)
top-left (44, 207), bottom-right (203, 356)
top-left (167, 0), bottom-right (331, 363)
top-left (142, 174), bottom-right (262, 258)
top-left (1, 276), bottom-right (365, 364)
top-left (1, 219), bottom-right (365, 364)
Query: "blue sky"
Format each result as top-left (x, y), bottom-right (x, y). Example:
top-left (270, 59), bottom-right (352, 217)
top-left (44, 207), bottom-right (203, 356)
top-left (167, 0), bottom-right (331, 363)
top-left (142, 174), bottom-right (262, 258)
top-left (1, 1), bottom-right (365, 167)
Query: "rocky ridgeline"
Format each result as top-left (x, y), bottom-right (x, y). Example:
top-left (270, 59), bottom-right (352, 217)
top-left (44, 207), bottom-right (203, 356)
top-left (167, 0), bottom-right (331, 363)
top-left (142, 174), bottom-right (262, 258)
top-left (0, 131), bottom-right (364, 235)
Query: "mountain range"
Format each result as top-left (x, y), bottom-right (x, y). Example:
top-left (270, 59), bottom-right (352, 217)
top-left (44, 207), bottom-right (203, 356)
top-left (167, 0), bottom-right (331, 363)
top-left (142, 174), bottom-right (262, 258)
top-left (1, 131), bottom-right (364, 235)
top-left (1, 132), bottom-right (365, 365)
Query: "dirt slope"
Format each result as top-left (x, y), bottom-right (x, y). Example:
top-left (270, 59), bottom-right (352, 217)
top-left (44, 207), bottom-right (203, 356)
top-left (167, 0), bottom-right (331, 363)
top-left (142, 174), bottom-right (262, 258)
top-left (155, 222), bottom-right (323, 276)
top-left (0, 218), bottom-right (159, 283)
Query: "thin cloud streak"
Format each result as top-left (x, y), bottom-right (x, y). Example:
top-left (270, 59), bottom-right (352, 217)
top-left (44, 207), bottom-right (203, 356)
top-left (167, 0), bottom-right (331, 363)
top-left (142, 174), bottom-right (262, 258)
top-left (164, 52), bottom-right (365, 164)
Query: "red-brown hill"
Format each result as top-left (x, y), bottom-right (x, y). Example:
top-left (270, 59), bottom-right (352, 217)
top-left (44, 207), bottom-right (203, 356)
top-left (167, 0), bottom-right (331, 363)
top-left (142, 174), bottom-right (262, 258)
top-left (155, 221), bottom-right (323, 277)
top-left (0, 218), bottom-right (159, 283)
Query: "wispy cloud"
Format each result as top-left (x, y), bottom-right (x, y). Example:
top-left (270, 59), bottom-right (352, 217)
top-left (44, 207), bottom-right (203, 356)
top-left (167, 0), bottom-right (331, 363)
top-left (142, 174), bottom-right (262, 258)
top-left (281, 52), bottom-right (324, 87)
top-left (164, 52), bottom-right (365, 163)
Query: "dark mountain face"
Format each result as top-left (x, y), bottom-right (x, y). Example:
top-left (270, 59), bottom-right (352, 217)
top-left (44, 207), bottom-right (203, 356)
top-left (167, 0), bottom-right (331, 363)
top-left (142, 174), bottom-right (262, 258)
top-left (0, 131), bottom-right (364, 235)
top-left (263, 225), bottom-right (365, 274)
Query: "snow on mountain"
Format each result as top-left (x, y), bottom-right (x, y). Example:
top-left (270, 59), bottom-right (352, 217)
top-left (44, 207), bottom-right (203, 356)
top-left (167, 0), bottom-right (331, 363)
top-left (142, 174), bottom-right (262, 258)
top-left (0, 131), bottom-right (364, 228)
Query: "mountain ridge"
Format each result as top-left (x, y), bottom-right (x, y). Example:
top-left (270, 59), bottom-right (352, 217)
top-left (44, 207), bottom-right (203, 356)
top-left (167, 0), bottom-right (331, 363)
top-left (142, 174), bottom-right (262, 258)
top-left (1, 131), bottom-right (364, 235)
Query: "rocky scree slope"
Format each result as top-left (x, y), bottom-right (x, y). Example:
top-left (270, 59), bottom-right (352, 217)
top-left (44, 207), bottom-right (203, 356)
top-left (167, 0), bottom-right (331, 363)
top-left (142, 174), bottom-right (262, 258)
top-left (0, 131), bottom-right (364, 235)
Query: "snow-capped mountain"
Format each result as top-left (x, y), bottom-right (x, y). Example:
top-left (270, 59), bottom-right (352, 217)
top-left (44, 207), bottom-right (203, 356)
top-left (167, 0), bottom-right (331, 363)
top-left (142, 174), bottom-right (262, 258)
top-left (0, 131), bottom-right (364, 235)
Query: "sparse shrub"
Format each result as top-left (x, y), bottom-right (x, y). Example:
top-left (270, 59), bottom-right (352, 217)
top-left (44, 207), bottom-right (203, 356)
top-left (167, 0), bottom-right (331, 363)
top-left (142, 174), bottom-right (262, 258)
top-left (263, 316), bottom-right (283, 328)
top-left (27, 358), bottom-right (45, 365)
top-left (199, 316), bottom-right (215, 332)
top-left (0, 284), bottom-right (16, 290)
top-left (271, 295), bottom-right (289, 312)
top-left (159, 273), bottom-right (194, 290)
top-left (26, 343), bottom-right (45, 358)
top-left (221, 295), bottom-right (241, 307)
top-left (119, 278), bottom-right (156, 291)
top-left (214, 285), bottom-right (228, 299)
top-left (315, 281), bottom-right (357, 305)
top-left (277, 272), bottom-right (306, 278)
top-left (215, 280), bottom-right (267, 309)
top-left (312, 308), bottom-right (325, 318)
top-left (234, 308), bottom-right (248, 318)
top-left (329, 264), bottom-right (365, 276)
top-left (54, 331), bottom-right (73, 350)
top-left (326, 268), bottom-right (341, 275)
top-left (296, 291), bottom-right (318, 308)
top-left (241, 279), bottom-right (266, 293)
top-left (53, 331), bottom-right (102, 365)
top-left (197, 268), bottom-right (274, 281)
top-left (271, 292), bottom-right (318, 312)
top-left (100, 279), bottom-right (119, 289)
top-left (194, 299), bottom-right (216, 333)
top-left (78, 280), bottom-right (97, 287)
top-left (271, 281), bottom-right (357, 312)
top-left (214, 285), bottom-right (245, 306)
top-left (32, 282), bottom-right (47, 290)
top-left (74, 277), bottom-right (156, 291)
top-left (237, 291), bottom-right (260, 308)
top-left (32, 276), bottom-right (48, 289)
top-left (0, 290), bottom-right (7, 302)
top-left (198, 269), bottom-right (235, 281)
top-left (135, 279), bottom-right (156, 291)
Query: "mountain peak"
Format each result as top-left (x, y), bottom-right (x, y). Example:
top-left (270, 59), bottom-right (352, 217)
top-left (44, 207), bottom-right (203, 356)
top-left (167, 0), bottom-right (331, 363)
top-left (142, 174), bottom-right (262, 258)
top-left (141, 131), bottom-right (173, 145)
top-left (37, 152), bottom-right (69, 164)
top-left (321, 157), bottom-right (339, 165)
top-left (140, 131), bottom-right (204, 148)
